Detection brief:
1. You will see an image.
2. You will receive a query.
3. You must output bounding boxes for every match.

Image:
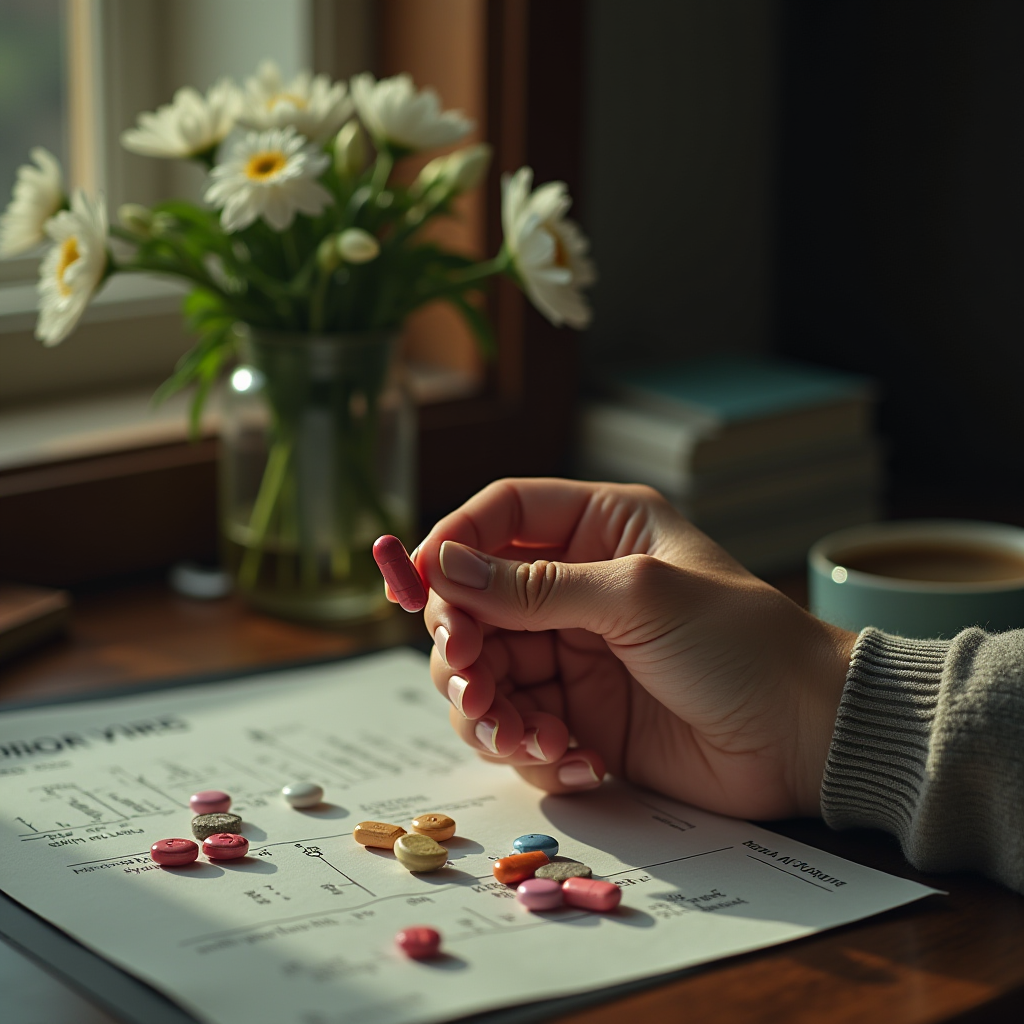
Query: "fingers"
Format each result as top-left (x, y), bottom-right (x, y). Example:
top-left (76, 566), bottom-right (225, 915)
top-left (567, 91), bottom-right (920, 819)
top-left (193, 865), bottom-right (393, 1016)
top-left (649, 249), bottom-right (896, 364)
top-left (449, 692), bottom-right (525, 757)
top-left (413, 478), bottom-right (673, 572)
top-left (512, 750), bottom-right (606, 794)
top-left (425, 592), bottom-right (483, 672)
top-left (430, 542), bottom-right (661, 638)
top-left (421, 478), bottom-right (603, 557)
top-left (430, 645), bottom-right (495, 720)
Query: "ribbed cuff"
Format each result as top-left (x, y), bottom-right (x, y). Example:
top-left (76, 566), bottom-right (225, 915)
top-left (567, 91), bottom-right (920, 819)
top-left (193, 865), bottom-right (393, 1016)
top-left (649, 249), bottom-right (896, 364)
top-left (821, 627), bottom-right (951, 844)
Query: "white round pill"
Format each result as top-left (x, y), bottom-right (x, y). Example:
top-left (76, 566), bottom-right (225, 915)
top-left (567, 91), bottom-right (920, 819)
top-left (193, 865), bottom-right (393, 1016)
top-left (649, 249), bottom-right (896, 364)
top-left (282, 782), bottom-right (324, 808)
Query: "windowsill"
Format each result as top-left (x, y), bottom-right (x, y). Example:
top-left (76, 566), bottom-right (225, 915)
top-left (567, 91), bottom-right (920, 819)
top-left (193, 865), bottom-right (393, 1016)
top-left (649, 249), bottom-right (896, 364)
top-left (0, 363), bottom-right (479, 474)
top-left (0, 273), bottom-right (188, 335)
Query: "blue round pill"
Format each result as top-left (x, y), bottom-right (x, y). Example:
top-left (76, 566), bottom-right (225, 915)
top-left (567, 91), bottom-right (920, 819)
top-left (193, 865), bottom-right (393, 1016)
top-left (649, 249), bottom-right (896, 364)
top-left (512, 833), bottom-right (559, 857)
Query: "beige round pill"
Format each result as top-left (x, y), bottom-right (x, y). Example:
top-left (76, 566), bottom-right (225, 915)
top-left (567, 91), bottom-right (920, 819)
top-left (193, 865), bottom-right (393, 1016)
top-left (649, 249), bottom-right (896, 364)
top-left (409, 812), bottom-right (456, 842)
top-left (393, 833), bottom-right (448, 873)
top-left (353, 821), bottom-right (406, 849)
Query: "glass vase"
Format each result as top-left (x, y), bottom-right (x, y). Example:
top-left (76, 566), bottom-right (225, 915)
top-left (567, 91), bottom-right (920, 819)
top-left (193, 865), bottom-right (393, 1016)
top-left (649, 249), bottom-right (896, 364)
top-left (219, 327), bottom-right (416, 623)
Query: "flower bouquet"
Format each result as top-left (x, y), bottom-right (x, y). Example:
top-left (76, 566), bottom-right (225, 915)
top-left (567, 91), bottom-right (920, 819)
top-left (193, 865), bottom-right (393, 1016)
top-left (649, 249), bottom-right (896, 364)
top-left (0, 62), bottom-right (595, 622)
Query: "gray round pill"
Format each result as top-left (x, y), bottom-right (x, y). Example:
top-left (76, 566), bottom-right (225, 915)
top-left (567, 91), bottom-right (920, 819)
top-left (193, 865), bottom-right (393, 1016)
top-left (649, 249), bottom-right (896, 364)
top-left (282, 782), bottom-right (324, 808)
top-left (534, 859), bottom-right (592, 882)
top-left (191, 812), bottom-right (243, 841)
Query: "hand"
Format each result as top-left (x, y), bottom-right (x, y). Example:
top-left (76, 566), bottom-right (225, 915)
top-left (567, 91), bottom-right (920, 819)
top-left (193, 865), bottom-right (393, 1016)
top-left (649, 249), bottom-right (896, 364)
top-left (406, 478), bottom-right (856, 820)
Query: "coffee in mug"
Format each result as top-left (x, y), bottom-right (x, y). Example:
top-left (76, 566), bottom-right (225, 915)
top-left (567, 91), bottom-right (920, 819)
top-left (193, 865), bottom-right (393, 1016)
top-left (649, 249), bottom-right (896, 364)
top-left (808, 520), bottom-right (1024, 639)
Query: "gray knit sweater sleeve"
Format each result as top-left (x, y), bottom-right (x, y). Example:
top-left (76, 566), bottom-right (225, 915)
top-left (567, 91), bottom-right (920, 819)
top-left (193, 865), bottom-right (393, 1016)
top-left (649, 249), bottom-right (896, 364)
top-left (821, 626), bottom-right (1024, 893)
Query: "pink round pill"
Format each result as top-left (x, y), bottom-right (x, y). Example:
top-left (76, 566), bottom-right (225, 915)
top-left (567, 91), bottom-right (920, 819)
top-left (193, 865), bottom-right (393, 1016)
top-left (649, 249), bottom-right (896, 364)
top-left (150, 838), bottom-right (199, 867)
top-left (202, 833), bottom-right (249, 860)
top-left (516, 877), bottom-right (563, 911)
top-left (395, 926), bottom-right (441, 960)
top-left (562, 877), bottom-right (622, 912)
top-left (190, 790), bottom-right (231, 815)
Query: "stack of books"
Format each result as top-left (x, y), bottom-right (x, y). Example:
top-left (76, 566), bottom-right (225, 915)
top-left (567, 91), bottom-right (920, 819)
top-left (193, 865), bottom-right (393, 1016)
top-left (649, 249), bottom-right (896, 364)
top-left (577, 356), bottom-right (882, 574)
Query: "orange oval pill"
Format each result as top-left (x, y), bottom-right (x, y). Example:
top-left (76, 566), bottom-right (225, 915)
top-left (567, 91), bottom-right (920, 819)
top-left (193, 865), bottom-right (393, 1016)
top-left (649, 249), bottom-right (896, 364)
top-left (353, 821), bottom-right (407, 848)
top-left (492, 851), bottom-right (549, 885)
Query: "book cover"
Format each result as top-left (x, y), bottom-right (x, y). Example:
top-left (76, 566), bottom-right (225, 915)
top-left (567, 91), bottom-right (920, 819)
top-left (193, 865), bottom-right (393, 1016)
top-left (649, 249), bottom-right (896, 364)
top-left (598, 356), bottom-right (875, 429)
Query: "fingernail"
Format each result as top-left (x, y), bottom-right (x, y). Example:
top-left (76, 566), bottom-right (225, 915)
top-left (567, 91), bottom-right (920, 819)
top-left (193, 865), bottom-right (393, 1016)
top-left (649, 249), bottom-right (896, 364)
top-left (440, 541), bottom-right (492, 590)
top-left (523, 728), bottom-right (547, 762)
top-left (474, 717), bottom-right (499, 754)
top-left (447, 675), bottom-right (469, 716)
top-left (557, 760), bottom-right (601, 788)
top-left (410, 544), bottom-right (422, 562)
top-left (434, 625), bottom-right (450, 664)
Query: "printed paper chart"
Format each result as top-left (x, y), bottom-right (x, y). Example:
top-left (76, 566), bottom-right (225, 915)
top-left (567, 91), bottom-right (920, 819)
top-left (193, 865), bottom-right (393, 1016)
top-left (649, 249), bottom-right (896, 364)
top-left (0, 649), bottom-right (938, 1024)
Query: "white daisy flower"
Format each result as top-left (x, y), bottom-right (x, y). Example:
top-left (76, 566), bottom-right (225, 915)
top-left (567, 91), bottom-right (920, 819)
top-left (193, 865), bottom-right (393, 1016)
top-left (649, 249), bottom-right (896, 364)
top-left (350, 73), bottom-right (473, 152)
top-left (36, 190), bottom-right (108, 347)
top-left (239, 60), bottom-right (353, 144)
top-left (205, 127), bottom-right (333, 233)
top-left (501, 167), bottom-right (596, 329)
top-left (121, 78), bottom-right (241, 160)
top-left (0, 148), bottom-right (64, 256)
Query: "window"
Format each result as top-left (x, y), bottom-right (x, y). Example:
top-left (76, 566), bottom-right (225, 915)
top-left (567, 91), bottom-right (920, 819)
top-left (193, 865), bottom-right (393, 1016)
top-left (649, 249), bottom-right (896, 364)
top-left (0, 0), bottom-right (67, 285)
top-left (0, 0), bottom-right (588, 586)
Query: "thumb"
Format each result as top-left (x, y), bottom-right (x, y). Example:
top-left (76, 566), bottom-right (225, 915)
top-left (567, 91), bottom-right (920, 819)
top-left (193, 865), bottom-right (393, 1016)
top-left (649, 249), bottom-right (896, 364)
top-left (429, 539), bottom-right (658, 636)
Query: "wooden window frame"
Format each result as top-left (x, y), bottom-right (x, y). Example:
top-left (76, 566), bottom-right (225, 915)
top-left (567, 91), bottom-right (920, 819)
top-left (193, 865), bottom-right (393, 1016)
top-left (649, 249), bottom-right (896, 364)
top-left (416, 0), bottom-right (586, 513)
top-left (0, 0), bottom-right (587, 587)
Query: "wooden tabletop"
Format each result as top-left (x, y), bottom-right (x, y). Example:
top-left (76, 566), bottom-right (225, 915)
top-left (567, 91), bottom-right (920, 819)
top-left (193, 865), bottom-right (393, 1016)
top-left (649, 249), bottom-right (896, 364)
top-left (2, 579), bottom-right (1022, 1024)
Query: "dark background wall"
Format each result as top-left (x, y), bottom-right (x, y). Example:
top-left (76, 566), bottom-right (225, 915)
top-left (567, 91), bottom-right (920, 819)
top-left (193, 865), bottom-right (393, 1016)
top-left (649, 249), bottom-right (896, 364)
top-left (583, 0), bottom-right (1023, 521)
top-left (776, 0), bottom-right (1024, 518)
top-left (583, 1), bottom-right (778, 364)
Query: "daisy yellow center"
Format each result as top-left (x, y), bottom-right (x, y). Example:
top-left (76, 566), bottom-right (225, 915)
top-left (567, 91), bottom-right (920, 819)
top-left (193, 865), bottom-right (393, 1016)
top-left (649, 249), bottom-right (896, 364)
top-left (56, 236), bottom-right (80, 296)
top-left (268, 92), bottom-right (307, 111)
top-left (547, 227), bottom-right (570, 269)
top-left (245, 150), bottom-right (288, 181)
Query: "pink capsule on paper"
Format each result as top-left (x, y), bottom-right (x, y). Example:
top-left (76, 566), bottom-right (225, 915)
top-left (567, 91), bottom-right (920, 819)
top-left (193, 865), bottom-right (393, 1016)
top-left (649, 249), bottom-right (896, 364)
top-left (150, 838), bottom-right (199, 867)
top-left (373, 535), bottom-right (427, 612)
top-left (190, 789), bottom-right (231, 815)
top-left (562, 877), bottom-right (622, 912)
top-left (516, 877), bottom-right (563, 911)
top-left (202, 833), bottom-right (249, 860)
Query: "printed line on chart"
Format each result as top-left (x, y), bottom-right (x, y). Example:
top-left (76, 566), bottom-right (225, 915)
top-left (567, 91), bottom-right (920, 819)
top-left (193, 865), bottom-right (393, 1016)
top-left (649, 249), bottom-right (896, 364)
top-left (746, 854), bottom-right (835, 892)
top-left (20, 809), bottom-right (172, 839)
top-left (600, 847), bottom-right (734, 877)
top-left (247, 730), bottom-right (363, 786)
top-left (75, 785), bottom-right (125, 819)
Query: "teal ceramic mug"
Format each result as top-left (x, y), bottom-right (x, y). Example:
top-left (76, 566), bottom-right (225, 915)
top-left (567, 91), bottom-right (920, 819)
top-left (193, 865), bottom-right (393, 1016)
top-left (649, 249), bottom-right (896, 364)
top-left (808, 520), bottom-right (1024, 639)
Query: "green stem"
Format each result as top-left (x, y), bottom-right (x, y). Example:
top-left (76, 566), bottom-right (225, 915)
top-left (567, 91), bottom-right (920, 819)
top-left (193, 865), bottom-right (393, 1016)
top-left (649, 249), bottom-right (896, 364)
top-left (238, 436), bottom-right (293, 591)
top-left (390, 252), bottom-right (511, 321)
top-left (370, 151), bottom-right (394, 198)
top-left (310, 268), bottom-right (331, 333)
top-left (451, 251), bottom-right (512, 286)
top-left (282, 230), bottom-right (300, 277)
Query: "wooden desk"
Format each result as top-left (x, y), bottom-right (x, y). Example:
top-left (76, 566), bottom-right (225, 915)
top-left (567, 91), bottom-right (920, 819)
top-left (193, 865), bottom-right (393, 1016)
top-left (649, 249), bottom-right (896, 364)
top-left (2, 580), bottom-right (1022, 1024)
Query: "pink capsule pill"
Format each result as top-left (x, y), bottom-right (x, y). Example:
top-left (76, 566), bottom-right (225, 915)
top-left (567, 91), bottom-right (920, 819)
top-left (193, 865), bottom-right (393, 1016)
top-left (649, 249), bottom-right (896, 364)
top-left (202, 832), bottom-right (249, 860)
top-left (373, 535), bottom-right (427, 612)
top-left (562, 877), bottom-right (622, 912)
top-left (395, 926), bottom-right (441, 960)
top-left (190, 789), bottom-right (231, 815)
top-left (516, 877), bottom-right (563, 911)
top-left (150, 838), bottom-right (199, 866)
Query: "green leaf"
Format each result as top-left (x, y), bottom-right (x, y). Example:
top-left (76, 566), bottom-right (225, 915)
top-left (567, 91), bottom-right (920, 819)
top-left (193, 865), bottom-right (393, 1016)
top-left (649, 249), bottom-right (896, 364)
top-left (152, 303), bottom-right (235, 410)
top-left (447, 294), bottom-right (496, 358)
top-left (187, 343), bottom-right (230, 439)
